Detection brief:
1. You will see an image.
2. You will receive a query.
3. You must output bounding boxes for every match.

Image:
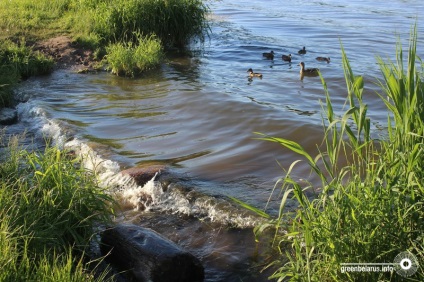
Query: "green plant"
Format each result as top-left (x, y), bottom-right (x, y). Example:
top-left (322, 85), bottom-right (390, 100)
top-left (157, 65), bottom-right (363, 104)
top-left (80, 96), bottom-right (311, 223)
top-left (0, 136), bottom-right (115, 281)
top-left (0, 39), bottom-right (54, 108)
top-left (106, 34), bottom-right (164, 77)
top-left (90, 0), bottom-right (210, 48)
top-left (247, 27), bottom-right (423, 281)
top-left (0, 72), bottom-right (15, 108)
top-left (0, 39), bottom-right (54, 77)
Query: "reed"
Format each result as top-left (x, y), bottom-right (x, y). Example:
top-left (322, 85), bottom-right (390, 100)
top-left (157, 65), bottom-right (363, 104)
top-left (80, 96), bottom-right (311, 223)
top-left (0, 136), bottom-right (114, 281)
top-left (248, 27), bottom-right (423, 281)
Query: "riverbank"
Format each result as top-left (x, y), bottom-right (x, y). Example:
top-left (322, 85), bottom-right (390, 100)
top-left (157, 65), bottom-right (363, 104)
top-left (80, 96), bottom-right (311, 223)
top-left (33, 36), bottom-right (99, 71)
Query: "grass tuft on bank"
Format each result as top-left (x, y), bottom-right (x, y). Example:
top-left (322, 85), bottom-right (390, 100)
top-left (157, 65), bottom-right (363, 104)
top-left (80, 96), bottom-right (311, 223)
top-left (0, 39), bottom-right (54, 108)
top-left (249, 27), bottom-right (424, 281)
top-left (0, 136), bottom-right (115, 281)
top-left (106, 34), bottom-right (164, 77)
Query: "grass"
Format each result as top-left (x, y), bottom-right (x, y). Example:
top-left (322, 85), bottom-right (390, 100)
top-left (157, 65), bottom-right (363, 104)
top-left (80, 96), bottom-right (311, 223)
top-left (0, 39), bottom-right (54, 78)
top-left (245, 26), bottom-right (424, 281)
top-left (0, 135), bottom-right (115, 281)
top-left (106, 34), bottom-right (164, 77)
top-left (0, 39), bottom-right (54, 108)
top-left (88, 0), bottom-right (210, 48)
top-left (0, 0), bottom-right (73, 40)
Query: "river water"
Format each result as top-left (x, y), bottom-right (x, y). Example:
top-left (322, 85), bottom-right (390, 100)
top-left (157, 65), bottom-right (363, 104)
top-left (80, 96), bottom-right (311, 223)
top-left (3, 0), bottom-right (423, 281)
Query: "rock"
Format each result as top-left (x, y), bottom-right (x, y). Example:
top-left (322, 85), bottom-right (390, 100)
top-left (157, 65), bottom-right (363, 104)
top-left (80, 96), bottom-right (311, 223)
top-left (101, 224), bottom-right (204, 282)
top-left (121, 165), bottom-right (166, 187)
top-left (0, 108), bottom-right (18, 125)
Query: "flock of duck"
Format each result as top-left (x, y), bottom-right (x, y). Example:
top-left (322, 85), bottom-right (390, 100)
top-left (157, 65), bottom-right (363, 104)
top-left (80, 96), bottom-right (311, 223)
top-left (247, 46), bottom-right (330, 80)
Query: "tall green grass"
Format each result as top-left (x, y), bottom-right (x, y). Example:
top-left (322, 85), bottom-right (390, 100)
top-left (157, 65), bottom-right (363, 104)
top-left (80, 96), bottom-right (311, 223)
top-left (0, 39), bottom-right (54, 78)
top-left (106, 34), bottom-right (164, 77)
top-left (0, 136), bottom-right (114, 281)
top-left (88, 0), bottom-right (210, 48)
top-left (250, 27), bottom-right (423, 281)
top-left (0, 39), bottom-right (54, 108)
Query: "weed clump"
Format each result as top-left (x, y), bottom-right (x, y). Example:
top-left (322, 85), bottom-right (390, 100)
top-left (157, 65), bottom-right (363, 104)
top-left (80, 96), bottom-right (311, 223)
top-left (106, 34), bottom-right (164, 77)
top-left (0, 39), bottom-right (54, 107)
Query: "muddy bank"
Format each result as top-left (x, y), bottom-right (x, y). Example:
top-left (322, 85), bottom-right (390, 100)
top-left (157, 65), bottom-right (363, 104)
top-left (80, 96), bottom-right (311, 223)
top-left (33, 36), bottom-right (100, 72)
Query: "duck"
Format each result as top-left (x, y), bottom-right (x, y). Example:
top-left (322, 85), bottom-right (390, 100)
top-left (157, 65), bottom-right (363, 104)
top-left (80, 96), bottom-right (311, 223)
top-left (298, 46), bottom-right (307, 55)
top-left (316, 57), bottom-right (330, 63)
top-left (282, 54), bottom-right (292, 62)
top-left (247, 68), bottom-right (263, 78)
top-left (262, 51), bottom-right (275, 60)
top-left (298, 62), bottom-right (319, 76)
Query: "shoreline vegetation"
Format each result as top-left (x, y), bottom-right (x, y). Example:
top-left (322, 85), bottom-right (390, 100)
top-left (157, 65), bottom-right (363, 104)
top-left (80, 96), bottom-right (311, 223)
top-left (246, 27), bottom-right (423, 281)
top-left (0, 0), bottom-right (210, 280)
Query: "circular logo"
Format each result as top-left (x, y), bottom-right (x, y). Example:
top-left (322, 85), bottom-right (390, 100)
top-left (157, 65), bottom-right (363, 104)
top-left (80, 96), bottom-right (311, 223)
top-left (394, 251), bottom-right (419, 277)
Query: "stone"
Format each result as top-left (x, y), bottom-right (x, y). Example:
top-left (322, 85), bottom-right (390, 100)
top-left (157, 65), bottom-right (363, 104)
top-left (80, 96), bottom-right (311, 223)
top-left (101, 224), bottom-right (204, 282)
top-left (0, 108), bottom-right (18, 125)
top-left (121, 165), bottom-right (166, 187)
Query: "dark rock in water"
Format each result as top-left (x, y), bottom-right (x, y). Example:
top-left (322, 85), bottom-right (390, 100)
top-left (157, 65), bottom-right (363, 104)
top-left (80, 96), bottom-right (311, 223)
top-left (0, 108), bottom-right (18, 125)
top-left (121, 165), bottom-right (166, 187)
top-left (101, 224), bottom-right (204, 282)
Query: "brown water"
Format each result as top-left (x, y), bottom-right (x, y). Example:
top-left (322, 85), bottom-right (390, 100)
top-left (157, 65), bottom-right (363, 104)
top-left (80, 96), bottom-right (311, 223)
top-left (5, 0), bottom-right (424, 280)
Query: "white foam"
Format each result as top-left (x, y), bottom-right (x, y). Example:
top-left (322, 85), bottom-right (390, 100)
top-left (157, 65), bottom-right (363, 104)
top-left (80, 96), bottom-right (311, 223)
top-left (17, 101), bottom-right (66, 146)
top-left (112, 174), bottom-right (264, 227)
top-left (64, 139), bottom-right (132, 188)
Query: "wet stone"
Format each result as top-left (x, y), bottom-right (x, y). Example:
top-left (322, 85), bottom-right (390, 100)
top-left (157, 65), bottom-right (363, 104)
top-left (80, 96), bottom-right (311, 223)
top-left (101, 223), bottom-right (204, 282)
top-left (121, 165), bottom-right (166, 187)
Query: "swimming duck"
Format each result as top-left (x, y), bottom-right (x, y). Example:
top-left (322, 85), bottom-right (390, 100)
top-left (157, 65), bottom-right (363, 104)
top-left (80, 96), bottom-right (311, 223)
top-left (298, 46), bottom-right (307, 55)
top-left (262, 51), bottom-right (275, 60)
top-left (316, 57), bottom-right (330, 63)
top-left (298, 62), bottom-right (319, 76)
top-left (282, 54), bottom-right (292, 62)
top-left (247, 68), bottom-right (263, 78)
